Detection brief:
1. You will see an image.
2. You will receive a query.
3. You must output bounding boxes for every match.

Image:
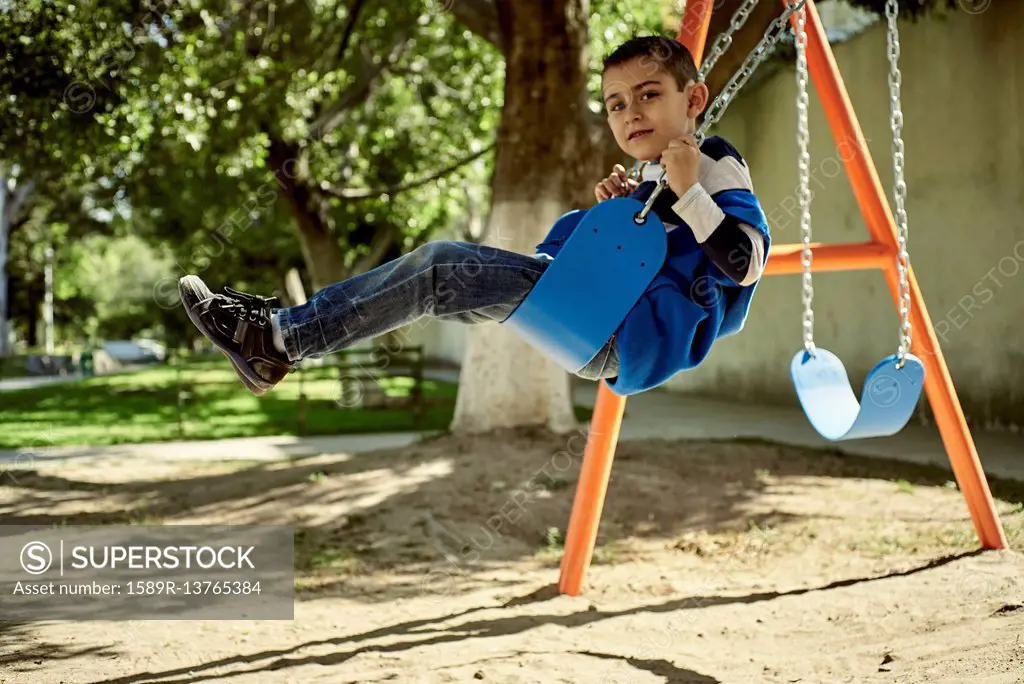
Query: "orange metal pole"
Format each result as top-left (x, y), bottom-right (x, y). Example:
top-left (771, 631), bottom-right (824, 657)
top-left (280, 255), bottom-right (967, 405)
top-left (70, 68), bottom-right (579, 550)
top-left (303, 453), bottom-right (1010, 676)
top-left (791, 0), bottom-right (1006, 549)
top-left (557, 383), bottom-right (626, 596)
top-left (765, 241), bottom-right (894, 275)
top-left (675, 0), bottom-right (714, 55)
top-left (558, 0), bottom-right (716, 597)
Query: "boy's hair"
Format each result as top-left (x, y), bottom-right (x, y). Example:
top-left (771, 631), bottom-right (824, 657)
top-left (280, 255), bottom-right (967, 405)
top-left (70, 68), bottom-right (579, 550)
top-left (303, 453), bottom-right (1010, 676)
top-left (602, 36), bottom-right (699, 92)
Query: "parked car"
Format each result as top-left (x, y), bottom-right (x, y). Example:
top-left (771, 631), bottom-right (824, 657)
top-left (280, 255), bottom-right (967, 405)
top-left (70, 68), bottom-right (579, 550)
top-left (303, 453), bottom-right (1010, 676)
top-left (101, 339), bottom-right (167, 364)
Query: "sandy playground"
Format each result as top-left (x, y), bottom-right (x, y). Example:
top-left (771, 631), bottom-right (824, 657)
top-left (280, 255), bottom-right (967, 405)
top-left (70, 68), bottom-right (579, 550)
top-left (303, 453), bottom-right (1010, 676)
top-left (1, 429), bottom-right (1023, 683)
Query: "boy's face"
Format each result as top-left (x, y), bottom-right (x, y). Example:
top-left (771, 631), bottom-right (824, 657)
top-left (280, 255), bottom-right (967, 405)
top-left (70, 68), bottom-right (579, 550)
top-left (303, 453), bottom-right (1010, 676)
top-left (601, 57), bottom-right (708, 162)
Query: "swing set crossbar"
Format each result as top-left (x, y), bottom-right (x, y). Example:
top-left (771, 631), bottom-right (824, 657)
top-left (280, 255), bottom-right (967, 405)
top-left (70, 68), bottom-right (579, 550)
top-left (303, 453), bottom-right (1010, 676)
top-left (557, 0), bottom-right (1007, 598)
top-left (765, 240), bottom-right (893, 274)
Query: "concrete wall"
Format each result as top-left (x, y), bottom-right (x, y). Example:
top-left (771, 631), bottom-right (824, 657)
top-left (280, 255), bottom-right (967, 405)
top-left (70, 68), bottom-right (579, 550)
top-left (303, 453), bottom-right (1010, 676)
top-left (416, 3), bottom-right (1024, 428)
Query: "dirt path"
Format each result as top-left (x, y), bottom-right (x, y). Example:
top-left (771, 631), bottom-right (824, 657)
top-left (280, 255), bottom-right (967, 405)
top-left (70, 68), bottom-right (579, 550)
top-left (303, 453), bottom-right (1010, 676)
top-left (1, 430), bottom-right (1022, 683)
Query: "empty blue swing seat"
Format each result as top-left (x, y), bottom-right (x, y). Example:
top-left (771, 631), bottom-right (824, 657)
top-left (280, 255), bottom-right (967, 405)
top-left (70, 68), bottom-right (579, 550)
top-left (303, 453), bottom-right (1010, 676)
top-left (503, 198), bottom-right (668, 374)
top-left (791, 348), bottom-right (925, 441)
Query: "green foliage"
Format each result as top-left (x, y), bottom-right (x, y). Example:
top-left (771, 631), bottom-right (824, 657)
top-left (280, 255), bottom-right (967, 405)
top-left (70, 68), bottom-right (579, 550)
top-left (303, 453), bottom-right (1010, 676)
top-left (0, 0), bottom-right (506, 346)
top-left (0, 0), bottom-right (699, 349)
top-left (5, 199), bottom-right (177, 344)
top-left (60, 233), bottom-right (177, 340)
top-left (0, 0), bottom-right (161, 196)
top-left (544, 526), bottom-right (565, 549)
top-left (117, 0), bottom-right (503, 265)
top-left (1, 1), bottom-right (503, 257)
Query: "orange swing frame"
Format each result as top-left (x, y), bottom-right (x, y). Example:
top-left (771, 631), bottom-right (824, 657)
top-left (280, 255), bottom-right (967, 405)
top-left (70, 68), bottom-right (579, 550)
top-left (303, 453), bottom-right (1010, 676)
top-left (557, 0), bottom-right (1008, 597)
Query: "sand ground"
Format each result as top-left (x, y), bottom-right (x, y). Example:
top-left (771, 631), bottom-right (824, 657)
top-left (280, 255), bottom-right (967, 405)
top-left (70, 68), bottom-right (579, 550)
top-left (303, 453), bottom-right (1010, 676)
top-left (1, 429), bottom-right (1022, 683)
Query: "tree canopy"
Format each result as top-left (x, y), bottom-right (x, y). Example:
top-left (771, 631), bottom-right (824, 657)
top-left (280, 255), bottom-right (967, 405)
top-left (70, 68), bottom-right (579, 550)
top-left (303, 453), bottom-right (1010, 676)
top-left (0, 0), bottom-right (674, 347)
top-left (0, 0), bottom-right (967, 350)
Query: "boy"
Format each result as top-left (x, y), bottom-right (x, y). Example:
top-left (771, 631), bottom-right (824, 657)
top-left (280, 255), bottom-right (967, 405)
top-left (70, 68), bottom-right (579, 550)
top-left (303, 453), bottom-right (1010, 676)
top-left (178, 36), bottom-right (770, 397)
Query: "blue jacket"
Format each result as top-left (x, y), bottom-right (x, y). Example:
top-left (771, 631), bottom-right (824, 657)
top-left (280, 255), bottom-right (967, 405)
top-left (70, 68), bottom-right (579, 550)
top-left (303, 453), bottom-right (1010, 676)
top-left (534, 137), bottom-right (771, 396)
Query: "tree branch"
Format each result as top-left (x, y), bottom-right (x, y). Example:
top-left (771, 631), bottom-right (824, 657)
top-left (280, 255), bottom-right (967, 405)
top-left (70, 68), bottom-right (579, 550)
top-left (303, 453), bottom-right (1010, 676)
top-left (1, 177), bottom-right (35, 228)
top-left (6, 213), bottom-right (32, 241)
top-left (266, 132), bottom-right (326, 238)
top-left (11, 179), bottom-right (35, 218)
top-left (349, 223), bottom-right (397, 275)
top-left (449, 0), bottom-right (502, 55)
top-left (333, 0), bottom-right (368, 69)
top-left (458, 184), bottom-right (488, 243)
top-left (324, 143), bottom-right (494, 200)
top-left (308, 31), bottom-right (412, 140)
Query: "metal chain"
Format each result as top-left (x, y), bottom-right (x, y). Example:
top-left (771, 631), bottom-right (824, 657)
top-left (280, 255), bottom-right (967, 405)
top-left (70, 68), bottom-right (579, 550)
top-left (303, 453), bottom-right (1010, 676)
top-left (696, 0), bottom-right (807, 145)
top-left (886, 0), bottom-right (912, 367)
top-left (793, 1), bottom-right (814, 354)
top-left (636, 0), bottom-right (807, 223)
top-left (627, 160), bottom-right (650, 184)
top-left (698, 0), bottom-right (763, 84)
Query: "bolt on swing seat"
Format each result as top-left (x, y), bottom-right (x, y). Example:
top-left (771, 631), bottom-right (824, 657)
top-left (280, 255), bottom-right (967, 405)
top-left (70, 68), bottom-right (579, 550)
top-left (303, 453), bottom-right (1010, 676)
top-left (503, 198), bottom-right (667, 374)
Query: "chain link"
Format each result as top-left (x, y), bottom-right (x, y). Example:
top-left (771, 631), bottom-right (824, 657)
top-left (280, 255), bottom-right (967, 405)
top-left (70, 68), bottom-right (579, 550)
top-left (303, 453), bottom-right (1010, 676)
top-left (793, 1), bottom-right (814, 354)
top-left (697, 0), bottom-right (807, 146)
top-left (698, 0), bottom-right (762, 84)
top-left (886, 0), bottom-right (913, 367)
top-left (636, 0), bottom-right (808, 223)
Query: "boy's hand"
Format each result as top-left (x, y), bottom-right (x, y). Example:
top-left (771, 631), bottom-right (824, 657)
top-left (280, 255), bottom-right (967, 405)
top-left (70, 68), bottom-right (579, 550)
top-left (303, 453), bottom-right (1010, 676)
top-left (662, 134), bottom-right (701, 197)
top-left (595, 164), bottom-right (638, 202)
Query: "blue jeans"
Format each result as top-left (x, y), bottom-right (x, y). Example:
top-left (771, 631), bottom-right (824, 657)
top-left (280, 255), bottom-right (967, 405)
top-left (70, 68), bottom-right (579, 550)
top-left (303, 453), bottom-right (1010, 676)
top-left (275, 240), bottom-right (618, 380)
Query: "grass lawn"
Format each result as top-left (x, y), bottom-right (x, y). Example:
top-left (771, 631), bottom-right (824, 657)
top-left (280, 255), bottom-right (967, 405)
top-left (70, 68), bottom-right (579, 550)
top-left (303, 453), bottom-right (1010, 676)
top-left (0, 356), bottom-right (462, 449)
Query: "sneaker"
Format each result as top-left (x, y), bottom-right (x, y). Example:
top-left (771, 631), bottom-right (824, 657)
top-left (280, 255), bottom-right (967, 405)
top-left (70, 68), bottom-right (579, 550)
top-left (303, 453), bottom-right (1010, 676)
top-left (177, 275), bottom-right (295, 395)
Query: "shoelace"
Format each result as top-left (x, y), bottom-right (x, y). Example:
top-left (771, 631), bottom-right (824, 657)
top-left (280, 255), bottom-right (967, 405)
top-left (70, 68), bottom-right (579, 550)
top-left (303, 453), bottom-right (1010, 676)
top-left (214, 287), bottom-right (278, 326)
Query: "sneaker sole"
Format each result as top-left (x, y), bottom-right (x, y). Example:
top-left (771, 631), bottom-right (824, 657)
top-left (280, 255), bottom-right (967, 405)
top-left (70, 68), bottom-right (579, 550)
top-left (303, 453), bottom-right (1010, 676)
top-left (178, 276), bottom-right (272, 396)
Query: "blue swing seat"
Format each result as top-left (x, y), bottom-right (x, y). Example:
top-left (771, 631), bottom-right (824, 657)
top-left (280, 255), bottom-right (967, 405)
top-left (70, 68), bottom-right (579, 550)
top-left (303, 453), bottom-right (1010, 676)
top-left (503, 198), bottom-right (668, 374)
top-left (790, 348), bottom-right (925, 441)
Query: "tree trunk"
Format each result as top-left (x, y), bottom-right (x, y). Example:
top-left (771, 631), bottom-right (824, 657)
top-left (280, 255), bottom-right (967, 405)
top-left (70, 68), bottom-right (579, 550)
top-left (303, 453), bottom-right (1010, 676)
top-left (1, 172), bottom-right (37, 357)
top-left (43, 243), bottom-right (55, 354)
top-left (267, 136), bottom-right (348, 290)
top-left (451, 0), bottom-right (599, 434)
top-left (293, 214), bottom-right (348, 291)
top-left (0, 171), bottom-right (38, 357)
top-left (0, 167), bottom-right (11, 357)
top-left (25, 290), bottom-right (38, 349)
